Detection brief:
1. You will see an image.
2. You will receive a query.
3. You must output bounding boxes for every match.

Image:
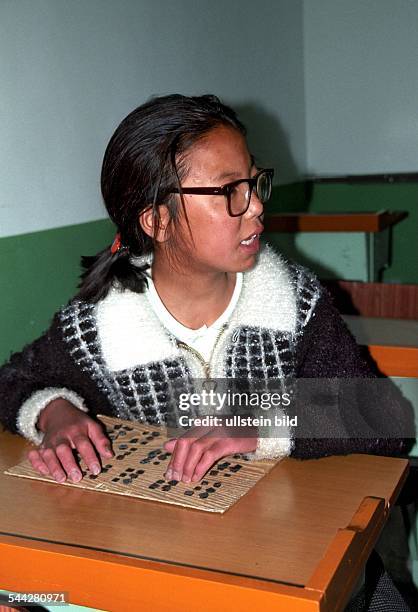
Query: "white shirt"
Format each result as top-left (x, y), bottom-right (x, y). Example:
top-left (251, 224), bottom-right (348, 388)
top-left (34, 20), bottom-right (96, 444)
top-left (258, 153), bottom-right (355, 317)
top-left (146, 271), bottom-right (243, 361)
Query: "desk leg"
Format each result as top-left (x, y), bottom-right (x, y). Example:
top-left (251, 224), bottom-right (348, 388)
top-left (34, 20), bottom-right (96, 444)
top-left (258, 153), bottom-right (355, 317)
top-left (367, 228), bottom-right (391, 282)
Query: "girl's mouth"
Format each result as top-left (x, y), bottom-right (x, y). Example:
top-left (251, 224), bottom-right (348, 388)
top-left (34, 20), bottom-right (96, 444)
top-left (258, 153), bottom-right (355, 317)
top-left (240, 234), bottom-right (257, 245)
top-left (239, 233), bottom-right (260, 254)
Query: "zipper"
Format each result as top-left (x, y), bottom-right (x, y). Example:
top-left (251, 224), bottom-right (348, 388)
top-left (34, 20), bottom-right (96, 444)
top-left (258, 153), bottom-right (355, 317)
top-left (175, 322), bottom-right (229, 379)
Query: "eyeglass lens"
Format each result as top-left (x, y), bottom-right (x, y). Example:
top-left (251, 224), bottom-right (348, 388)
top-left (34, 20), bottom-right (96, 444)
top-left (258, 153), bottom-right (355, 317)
top-left (256, 171), bottom-right (272, 203)
top-left (229, 171), bottom-right (272, 216)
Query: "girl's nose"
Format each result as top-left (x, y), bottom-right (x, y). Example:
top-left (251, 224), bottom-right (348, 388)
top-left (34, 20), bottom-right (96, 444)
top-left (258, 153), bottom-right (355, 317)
top-left (245, 191), bottom-right (264, 218)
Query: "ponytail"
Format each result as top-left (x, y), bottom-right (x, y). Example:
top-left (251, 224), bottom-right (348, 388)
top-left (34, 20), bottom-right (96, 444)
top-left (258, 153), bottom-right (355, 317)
top-left (75, 242), bottom-right (151, 303)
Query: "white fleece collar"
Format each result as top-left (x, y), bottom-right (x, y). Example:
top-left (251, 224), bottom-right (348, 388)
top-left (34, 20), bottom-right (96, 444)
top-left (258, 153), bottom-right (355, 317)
top-left (96, 243), bottom-right (296, 372)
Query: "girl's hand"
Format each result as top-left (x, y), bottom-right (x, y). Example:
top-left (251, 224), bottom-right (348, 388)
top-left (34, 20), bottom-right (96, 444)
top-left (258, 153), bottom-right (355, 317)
top-left (27, 398), bottom-right (113, 483)
top-left (163, 425), bottom-right (258, 483)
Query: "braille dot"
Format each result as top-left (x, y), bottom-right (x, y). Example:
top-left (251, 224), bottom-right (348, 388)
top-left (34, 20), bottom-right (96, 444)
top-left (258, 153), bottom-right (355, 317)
top-left (153, 461), bottom-right (160, 465)
top-left (168, 480), bottom-right (178, 486)
top-left (184, 490), bottom-right (194, 496)
top-left (161, 485), bottom-right (171, 491)
top-left (209, 470), bottom-right (218, 476)
top-left (111, 477), bottom-right (120, 482)
top-left (230, 465), bottom-right (242, 473)
top-left (126, 468), bottom-right (134, 472)
top-left (201, 480), bottom-right (209, 485)
top-left (149, 483), bottom-right (159, 489)
top-left (194, 486), bottom-right (202, 491)
top-left (122, 478), bottom-right (132, 484)
top-left (213, 482), bottom-right (222, 488)
top-left (152, 432), bottom-right (160, 437)
top-left (137, 469), bottom-right (145, 475)
top-left (199, 492), bottom-right (209, 499)
top-left (129, 438), bottom-right (139, 443)
top-left (206, 488), bottom-right (216, 493)
top-left (116, 455), bottom-right (124, 460)
top-left (130, 447), bottom-right (138, 451)
top-left (224, 473), bottom-right (231, 477)
top-left (119, 444), bottom-right (128, 449)
top-left (156, 479), bottom-right (165, 484)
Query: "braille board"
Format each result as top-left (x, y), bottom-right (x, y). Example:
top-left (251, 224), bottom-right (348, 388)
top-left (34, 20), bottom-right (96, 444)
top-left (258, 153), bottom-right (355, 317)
top-left (4, 415), bottom-right (278, 513)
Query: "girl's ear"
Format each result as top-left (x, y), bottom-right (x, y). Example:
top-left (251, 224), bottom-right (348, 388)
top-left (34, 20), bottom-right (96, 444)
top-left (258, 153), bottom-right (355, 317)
top-left (139, 205), bottom-right (170, 243)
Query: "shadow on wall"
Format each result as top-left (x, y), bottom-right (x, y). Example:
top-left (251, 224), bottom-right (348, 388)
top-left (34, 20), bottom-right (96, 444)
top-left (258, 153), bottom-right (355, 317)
top-left (234, 102), bottom-right (339, 280)
top-left (233, 102), bottom-right (299, 185)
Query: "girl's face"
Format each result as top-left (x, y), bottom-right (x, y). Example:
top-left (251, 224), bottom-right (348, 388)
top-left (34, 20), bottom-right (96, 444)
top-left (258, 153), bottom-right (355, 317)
top-left (172, 125), bottom-right (264, 276)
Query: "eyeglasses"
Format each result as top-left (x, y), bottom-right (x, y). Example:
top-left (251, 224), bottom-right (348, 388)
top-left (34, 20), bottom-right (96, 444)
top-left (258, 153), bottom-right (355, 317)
top-left (170, 168), bottom-right (274, 217)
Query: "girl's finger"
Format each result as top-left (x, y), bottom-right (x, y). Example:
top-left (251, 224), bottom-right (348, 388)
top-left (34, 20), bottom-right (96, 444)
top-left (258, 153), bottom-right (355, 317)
top-left (39, 447), bottom-right (67, 482)
top-left (27, 448), bottom-right (50, 476)
top-left (165, 426), bottom-right (220, 481)
top-left (72, 435), bottom-right (102, 475)
top-left (87, 420), bottom-right (114, 459)
top-left (190, 439), bottom-right (231, 482)
top-left (165, 427), bottom-right (213, 480)
top-left (179, 439), bottom-right (209, 483)
top-left (163, 438), bottom-right (177, 452)
top-left (54, 441), bottom-right (83, 482)
top-left (186, 429), bottom-right (235, 481)
top-left (165, 436), bottom-right (194, 481)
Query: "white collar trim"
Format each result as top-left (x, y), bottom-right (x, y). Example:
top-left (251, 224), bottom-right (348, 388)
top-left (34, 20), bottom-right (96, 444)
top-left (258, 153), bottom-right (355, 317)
top-left (95, 243), bottom-right (296, 372)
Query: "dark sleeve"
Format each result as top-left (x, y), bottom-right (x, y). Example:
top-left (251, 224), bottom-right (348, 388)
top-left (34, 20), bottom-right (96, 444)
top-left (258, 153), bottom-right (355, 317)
top-left (290, 289), bottom-right (415, 459)
top-left (0, 311), bottom-right (113, 435)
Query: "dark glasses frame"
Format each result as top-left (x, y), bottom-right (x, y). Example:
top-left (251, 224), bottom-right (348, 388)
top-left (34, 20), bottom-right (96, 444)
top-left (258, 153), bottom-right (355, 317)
top-left (170, 168), bottom-right (274, 217)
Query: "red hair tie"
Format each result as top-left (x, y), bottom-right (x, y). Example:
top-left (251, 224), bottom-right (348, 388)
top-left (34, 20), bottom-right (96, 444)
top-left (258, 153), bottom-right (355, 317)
top-left (110, 233), bottom-right (122, 254)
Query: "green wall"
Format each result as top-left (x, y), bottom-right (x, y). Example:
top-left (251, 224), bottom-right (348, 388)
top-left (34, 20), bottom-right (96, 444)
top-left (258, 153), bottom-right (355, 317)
top-left (0, 219), bottom-right (114, 365)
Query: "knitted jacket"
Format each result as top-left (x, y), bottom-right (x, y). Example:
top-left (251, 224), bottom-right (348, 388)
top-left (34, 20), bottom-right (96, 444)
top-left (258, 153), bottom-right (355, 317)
top-left (0, 244), bottom-right (412, 460)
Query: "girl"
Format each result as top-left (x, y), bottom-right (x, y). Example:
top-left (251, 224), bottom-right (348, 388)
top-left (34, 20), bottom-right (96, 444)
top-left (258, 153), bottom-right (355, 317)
top-left (0, 94), bottom-right (411, 488)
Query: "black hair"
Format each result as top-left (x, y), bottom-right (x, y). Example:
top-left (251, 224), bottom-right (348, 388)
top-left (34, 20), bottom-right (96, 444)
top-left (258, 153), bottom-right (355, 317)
top-left (76, 94), bottom-right (246, 303)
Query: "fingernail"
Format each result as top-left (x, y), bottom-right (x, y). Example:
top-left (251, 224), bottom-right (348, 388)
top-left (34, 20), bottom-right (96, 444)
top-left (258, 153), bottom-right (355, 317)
top-left (91, 463), bottom-right (101, 475)
top-left (173, 471), bottom-right (181, 481)
top-left (191, 474), bottom-right (199, 482)
top-left (70, 469), bottom-right (82, 482)
top-left (183, 475), bottom-right (191, 483)
top-left (39, 466), bottom-right (49, 475)
top-left (104, 448), bottom-right (113, 457)
top-left (54, 472), bottom-right (65, 483)
top-left (165, 469), bottom-right (172, 480)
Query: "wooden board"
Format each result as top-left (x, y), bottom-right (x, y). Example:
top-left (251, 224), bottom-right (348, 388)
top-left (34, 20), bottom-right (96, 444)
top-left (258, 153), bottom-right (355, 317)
top-left (265, 211), bottom-right (407, 233)
top-left (4, 415), bottom-right (277, 514)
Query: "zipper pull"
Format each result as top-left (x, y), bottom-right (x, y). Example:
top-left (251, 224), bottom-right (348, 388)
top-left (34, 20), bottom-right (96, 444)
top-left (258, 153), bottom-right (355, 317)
top-left (202, 378), bottom-right (217, 392)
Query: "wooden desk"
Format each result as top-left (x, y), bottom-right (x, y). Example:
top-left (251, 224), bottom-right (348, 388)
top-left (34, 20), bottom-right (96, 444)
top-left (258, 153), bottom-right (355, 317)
top-left (0, 432), bottom-right (408, 612)
top-left (264, 210), bottom-right (407, 282)
top-left (264, 211), bottom-right (407, 233)
top-left (343, 316), bottom-right (418, 378)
